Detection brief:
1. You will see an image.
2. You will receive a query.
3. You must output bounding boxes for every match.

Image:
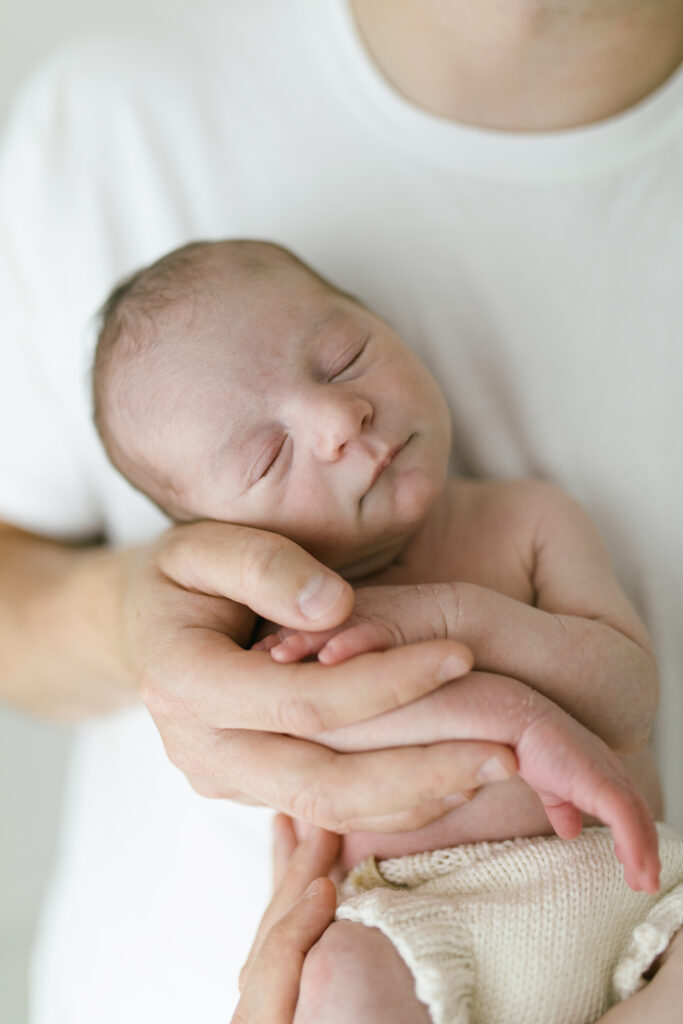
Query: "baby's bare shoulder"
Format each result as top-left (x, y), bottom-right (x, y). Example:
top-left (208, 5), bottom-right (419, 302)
top-left (451, 477), bottom-right (574, 531)
top-left (433, 479), bottom-right (573, 596)
top-left (448, 479), bottom-right (586, 586)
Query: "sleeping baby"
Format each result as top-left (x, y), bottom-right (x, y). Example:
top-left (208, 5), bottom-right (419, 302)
top-left (92, 239), bottom-right (683, 1024)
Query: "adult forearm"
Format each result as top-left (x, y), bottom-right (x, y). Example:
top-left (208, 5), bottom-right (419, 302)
top-left (0, 524), bottom-right (136, 717)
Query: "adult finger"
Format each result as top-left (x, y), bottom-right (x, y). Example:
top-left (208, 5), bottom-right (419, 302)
top-left (153, 636), bottom-right (473, 734)
top-left (158, 520), bottom-right (354, 629)
top-left (338, 788), bottom-right (477, 834)
top-left (240, 824), bottom-right (340, 990)
top-left (232, 878), bottom-right (337, 1024)
top-left (162, 720), bottom-right (516, 831)
top-left (273, 813), bottom-right (299, 889)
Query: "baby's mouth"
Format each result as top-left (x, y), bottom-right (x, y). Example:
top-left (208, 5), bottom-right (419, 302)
top-left (366, 435), bottom-right (413, 492)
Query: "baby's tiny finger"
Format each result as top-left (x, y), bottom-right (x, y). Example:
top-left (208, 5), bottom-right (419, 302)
top-left (318, 623), bottom-right (391, 665)
top-left (270, 637), bottom-right (308, 662)
top-left (252, 634), bottom-right (279, 652)
top-left (271, 629), bottom-right (335, 663)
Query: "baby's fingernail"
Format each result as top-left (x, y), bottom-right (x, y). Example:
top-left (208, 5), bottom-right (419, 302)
top-left (436, 654), bottom-right (470, 683)
top-left (298, 574), bottom-right (345, 621)
top-left (477, 757), bottom-right (514, 783)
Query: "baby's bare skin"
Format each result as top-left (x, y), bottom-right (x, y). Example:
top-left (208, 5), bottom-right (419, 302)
top-left (264, 478), bottom-right (661, 879)
top-left (95, 240), bottom-right (670, 1019)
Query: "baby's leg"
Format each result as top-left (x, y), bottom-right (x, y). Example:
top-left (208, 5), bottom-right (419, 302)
top-left (599, 929), bottom-right (683, 1023)
top-left (294, 920), bottom-right (431, 1024)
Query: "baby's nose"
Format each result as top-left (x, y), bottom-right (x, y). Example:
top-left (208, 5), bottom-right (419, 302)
top-left (313, 393), bottom-right (373, 460)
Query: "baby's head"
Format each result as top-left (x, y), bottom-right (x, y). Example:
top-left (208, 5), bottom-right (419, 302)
top-left (93, 240), bottom-right (451, 576)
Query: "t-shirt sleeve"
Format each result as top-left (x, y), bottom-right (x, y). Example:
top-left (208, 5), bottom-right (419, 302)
top-left (0, 57), bottom-right (110, 540)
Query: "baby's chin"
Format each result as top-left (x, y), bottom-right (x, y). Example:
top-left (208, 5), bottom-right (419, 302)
top-left (313, 527), bottom-right (420, 581)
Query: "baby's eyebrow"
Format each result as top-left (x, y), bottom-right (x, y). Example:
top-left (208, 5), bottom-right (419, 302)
top-left (210, 423), bottom-right (250, 480)
top-left (208, 306), bottom-right (355, 478)
top-left (300, 306), bottom-right (350, 349)
top-left (211, 421), bottom-right (282, 494)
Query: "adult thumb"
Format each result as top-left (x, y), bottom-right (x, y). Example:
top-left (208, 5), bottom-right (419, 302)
top-left (231, 878), bottom-right (337, 1024)
top-left (158, 520), bottom-right (354, 629)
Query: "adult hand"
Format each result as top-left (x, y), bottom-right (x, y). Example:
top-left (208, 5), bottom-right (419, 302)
top-left (122, 521), bottom-right (516, 832)
top-left (232, 816), bottom-right (339, 1024)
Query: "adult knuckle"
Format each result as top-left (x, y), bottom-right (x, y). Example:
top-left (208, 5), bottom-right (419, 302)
top-left (278, 690), bottom-right (328, 736)
top-left (166, 737), bottom-right (201, 774)
top-left (185, 766), bottom-right (248, 801)
top-left (290, 780), bottom-right (339, 830)
top-left (238, 530), bottom-right (292, 590)
top-left (185, 773), bottom-right (222, 798)
top-left (159, 721), bottom-right (213, 776)
top-left (138, 669), bottom-right (172, 716)
top-left (155, 524), bottom-right (192, 574)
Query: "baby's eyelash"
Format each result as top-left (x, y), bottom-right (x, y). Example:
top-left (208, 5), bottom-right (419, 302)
top-left (260, 437), bottom-right (286, 479)
top-left (340, 349), bottom-right (363, 373)
top-left (331, 338), bottom-right (369, 379)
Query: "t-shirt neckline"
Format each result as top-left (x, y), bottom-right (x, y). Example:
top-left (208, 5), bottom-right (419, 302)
top-left (309, 0), bottom-right (683, 183)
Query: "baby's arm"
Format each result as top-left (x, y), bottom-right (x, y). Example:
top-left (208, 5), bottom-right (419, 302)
top-left (315, 670), bottom-right (660, 893)
top-left (259, 484), bottom-right (657, 754)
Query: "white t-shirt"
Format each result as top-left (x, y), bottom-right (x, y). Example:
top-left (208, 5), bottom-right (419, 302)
top-left (1, 0), bottom-right (682, 1019)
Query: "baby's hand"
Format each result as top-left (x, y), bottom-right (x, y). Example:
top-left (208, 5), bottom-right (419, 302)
top-left (316, 672), bottom-right (661, 894)
top-left (253, 618), bottom-right (395, 664)
top-left (253, 586), bottom-right (444, 664)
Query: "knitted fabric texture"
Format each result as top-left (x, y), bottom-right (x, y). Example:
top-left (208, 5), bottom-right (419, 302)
top-left (336, 825), bottom-right (683, 1024)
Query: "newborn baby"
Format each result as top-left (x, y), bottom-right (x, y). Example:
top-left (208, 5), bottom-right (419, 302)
top-left (93, 240), bottom-right (683, 1024)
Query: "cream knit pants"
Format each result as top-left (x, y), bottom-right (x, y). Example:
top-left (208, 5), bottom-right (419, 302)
top-left (337, 825), bottom-right (683, 1024)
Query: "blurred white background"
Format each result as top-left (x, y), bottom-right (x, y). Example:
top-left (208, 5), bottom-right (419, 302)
top-left (0, 5), bottom-right (167, 1021)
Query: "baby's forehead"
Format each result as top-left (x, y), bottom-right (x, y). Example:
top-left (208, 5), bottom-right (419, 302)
top-left (187, 295), bottom-right (357, 371)
top-left (168, 299), bottom-right (361, 441)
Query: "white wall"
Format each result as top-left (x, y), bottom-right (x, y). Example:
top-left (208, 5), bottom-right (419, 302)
top-left (0, 6), bottom-right (166, 1021)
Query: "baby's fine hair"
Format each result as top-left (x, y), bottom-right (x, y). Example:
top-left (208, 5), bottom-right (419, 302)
top-left (93, 239), bottom-right (334, 449)
top-left (91, 238), bottom-right (349, 515)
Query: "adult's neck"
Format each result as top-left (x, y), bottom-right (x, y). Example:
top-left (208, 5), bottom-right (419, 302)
top-left (350, 0), bottom-right (683, 130)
